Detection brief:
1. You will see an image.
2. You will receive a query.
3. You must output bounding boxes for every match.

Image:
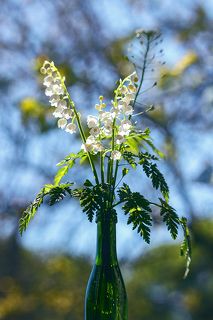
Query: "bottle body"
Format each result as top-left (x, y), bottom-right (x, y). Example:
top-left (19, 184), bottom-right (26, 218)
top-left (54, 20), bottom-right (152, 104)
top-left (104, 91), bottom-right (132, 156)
top-left (85, 216), bottom-right (128, 320)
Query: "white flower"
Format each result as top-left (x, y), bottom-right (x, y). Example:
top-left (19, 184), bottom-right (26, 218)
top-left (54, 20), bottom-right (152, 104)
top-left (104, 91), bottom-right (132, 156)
top-left (111, 150), bottom-right (122, 161)
top-left (87, 115), bottom-right (99, 128)
top-left (53, 107), bottom-right (64, 118)
top-left (57, 99), bottom-right (67, 109)
top-left (115, 135), bottom-right (125, 145)
top-left (93, 142), bottom-right (104, 154)
top-left (45, 86), bottom-right (54, 97)
top-left (52, 84), bottom-right (64, 95)
top-left (102, 123), bottom-right (112, 135)
top-left (63, 109), bottom-right (74, 119)
top-left (81, 136), bottom-right (95, 152)
top-left (53, 78), bottom-right (61, 86)
top-left (123, 105), bottom-right (133, 116)
top-left (57, 118), bottom-right (67, 129)
top-left (121, 119), bottom-right (132, 130)
top-left (99, 111), bottom-right (113, 123)
top-left (128, 84), bottom-right (137, 93)
top-left (65, 123), bottom-right (76, 134)
top-left (122, 93), bottom-right (135, 104)
top-left (118, 119), bottom-right (132, 136)
top-left (120, 85), bottom-right (128, 94)
top-left (81, 143), bottom-right (93, 152)
top-left (110, 107), bottom-right (119, 117)
top-left (117, 101), bottom-right (127, 113)
top-left (130, 71), bottom-right (139, 83)
top-left (43, 75), bottom-right (54, 87)
top-left (86, 135), bottom-right (96, 144)
top-left (90, 127), bottom-right (100, 137)
top-left (49, 94), bottom-right (60, 106)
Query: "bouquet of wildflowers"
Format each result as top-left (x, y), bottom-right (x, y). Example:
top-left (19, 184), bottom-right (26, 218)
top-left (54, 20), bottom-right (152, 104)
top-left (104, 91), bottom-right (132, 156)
top-left (19, 31), bottom-right (191, 277)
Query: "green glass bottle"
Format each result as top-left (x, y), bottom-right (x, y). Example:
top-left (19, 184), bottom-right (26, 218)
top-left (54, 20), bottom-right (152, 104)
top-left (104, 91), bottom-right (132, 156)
top-left (85, 213), bottom-right (128, 319)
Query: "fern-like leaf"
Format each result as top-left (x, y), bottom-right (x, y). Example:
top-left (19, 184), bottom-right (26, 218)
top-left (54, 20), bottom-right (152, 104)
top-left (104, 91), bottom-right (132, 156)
top-left (159, 198), bottom-right (179, 239)
top-left (48, 183), bottom-right (73, 205)
top-left (79, 187), bottom-right (99, 222)
top-left (122, 151), bottom-right (137, 168)
top-left (180, 217), bottom-right (192, 278)
top-left (19, 183), bottom-right (73, 235)
top-left (139, 154), bottom-right (169, 201)
top-left (118, 184), bottom-right (152, 243)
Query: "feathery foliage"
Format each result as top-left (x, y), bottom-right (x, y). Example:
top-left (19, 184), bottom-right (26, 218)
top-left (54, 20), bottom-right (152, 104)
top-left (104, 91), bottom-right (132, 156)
top-left (19, 31), bottom-right (192, 277)
top-left (118, 183), bottom-right (152, 243)
top-left (139, 152), bottom-right (169, 201)
top-left (180, 217), bottom-right (192, 278)
top-left (19, 183), bottom-right (73, 235)
top-left (159, 198), bottom-right (179, 239)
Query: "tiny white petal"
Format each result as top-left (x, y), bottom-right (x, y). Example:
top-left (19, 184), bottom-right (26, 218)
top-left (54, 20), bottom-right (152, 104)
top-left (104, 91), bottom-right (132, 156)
top-left (115, 135), bottom-right (125, 145)
top-left (57, 118), bottom-right (67, 129)
top-left (130, 71), bottom-right (139, 83)
top-left (81, 143), bottom-right (93, 152)
top-left (86, 135), bottom-right (96, 144)
top-left (57, 99), bottom-right (67, 109)
top-left (102, 123), bottom-right (112, 136)
top-left (123, 105), bottom-right (134, 116)
top-left (120, 119), bottom-right (132, 131)
top-left (43, 75), bottom-right (54, 87)
top-left (111, 150), bottom-right (122, 161)
top-left (93, 142), bottom-right (104, 154)
top-left (53, 84), bottom-right (64, 95)
top-left (53, 107), bottom-right (64, 118)
top-left (63, 109), bottom-right (74, 119)
top-left (49, 94), bottom-right (60, 106)
top-left (45, 86), bottom-right (54, 97)
top-left (128, 84), bottom-right (137, 93)
top-left (90, 127), bottom-right (100, 136)
top-left (65, 123), bottom-right (76, 134)
top-left (87, 115), bottom-right (99, 128)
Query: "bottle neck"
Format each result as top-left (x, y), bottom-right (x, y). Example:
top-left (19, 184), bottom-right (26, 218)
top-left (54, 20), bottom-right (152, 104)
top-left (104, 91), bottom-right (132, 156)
top-left (95, 216), bottom-right (118, 266)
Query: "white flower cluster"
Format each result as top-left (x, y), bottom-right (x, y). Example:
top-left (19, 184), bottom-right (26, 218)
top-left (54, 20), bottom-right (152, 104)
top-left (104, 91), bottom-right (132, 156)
top-left (41, 61), bottom-right (76, 134)
top-left (82, 72), bottom-right (138, 160)
top-left (41, 60), bottom-right (138, 161)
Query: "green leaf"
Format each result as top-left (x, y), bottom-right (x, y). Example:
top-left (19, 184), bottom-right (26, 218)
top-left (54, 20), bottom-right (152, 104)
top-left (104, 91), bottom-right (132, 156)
top-left (19, 183), bottom-right (73, 235)
top-left (79, 187), bottom-right (99, 222)
top-left (84, 179), bottom-right (93, 187)
top-left (56, 150), bottom-right (85, 166)
top-left (122, 168), bottom-right (129, 177)
top-left (54, 166), bottom-right (69, 185)
top-left (125, 128), bottom-right (151, 154)
top-left (139, 154), bottom-right (169, 201)
top-left (54, 161), bottom-right (75, 186)
top-left (180, 217), bottom-right (192, 278)
top-left (159, 198), bottom-right (180, 239)
top-left (80, 153), bottom-right (88, 164)
top-left (48, 183), bottom-right (74, 206)
top-left (118, 184), bottom-right (152, 243)
top-left (143, 138), bottom-right (165, 158)
top-left (123, 151), bottom-right (137, 168)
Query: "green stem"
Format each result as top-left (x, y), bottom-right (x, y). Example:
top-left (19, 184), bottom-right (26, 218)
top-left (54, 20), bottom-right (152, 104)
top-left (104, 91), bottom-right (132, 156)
top-left (100, 152), bottom-right (105, 184)
top-left (108, 118), bottom-right (117, 205)
top-left (110, 38), bottom-right (151, 205)
top-left (130, 34), bottom-right (151, 120)
top-left (64, 87), bottom-right (100, 186)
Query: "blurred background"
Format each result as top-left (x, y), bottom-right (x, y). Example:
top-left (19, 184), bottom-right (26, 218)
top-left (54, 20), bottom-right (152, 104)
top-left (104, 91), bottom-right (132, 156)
top-left (0, 0), bottom-right (213, 319)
